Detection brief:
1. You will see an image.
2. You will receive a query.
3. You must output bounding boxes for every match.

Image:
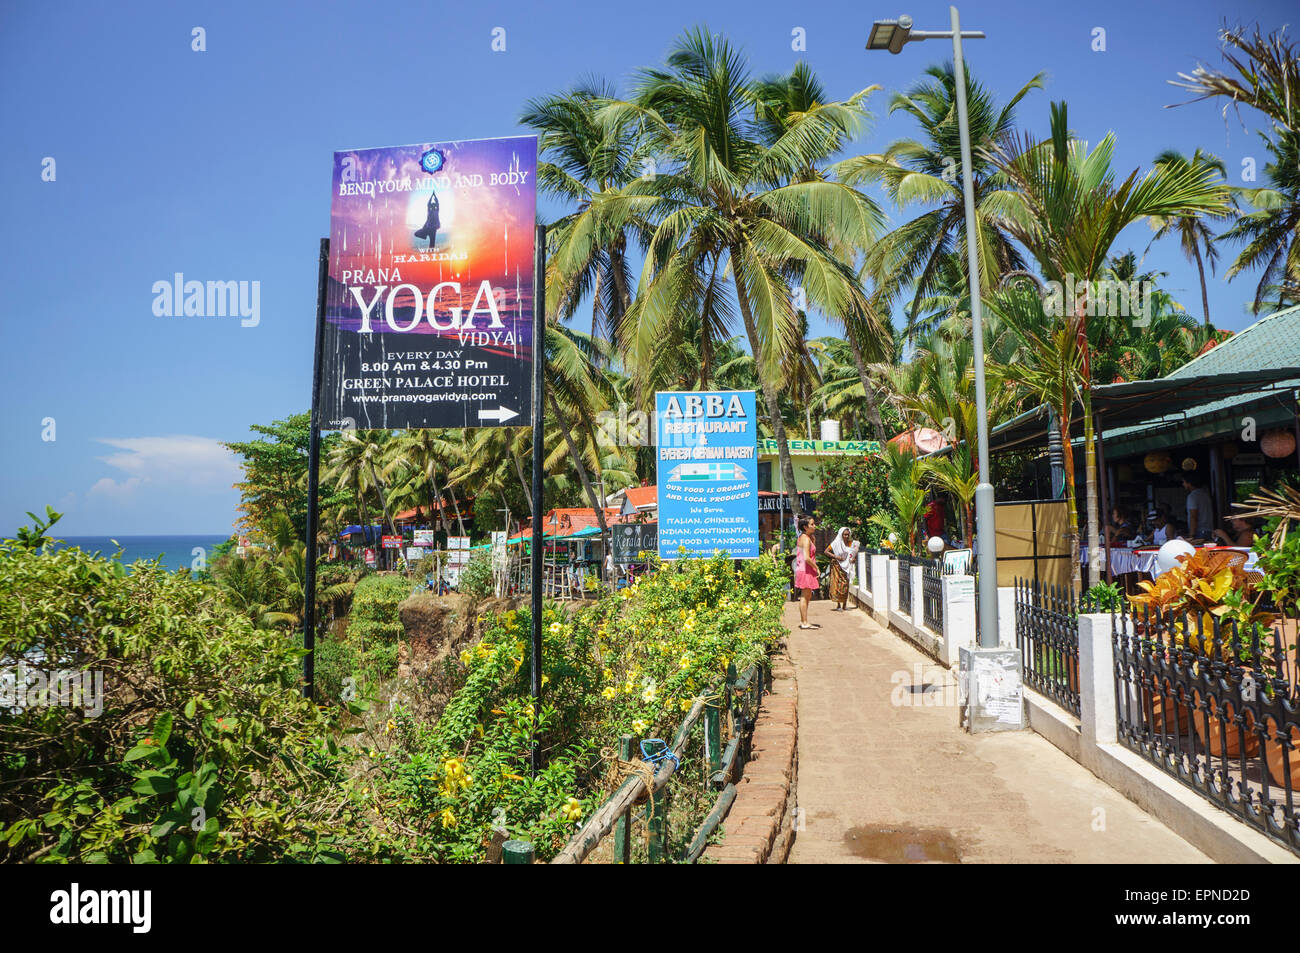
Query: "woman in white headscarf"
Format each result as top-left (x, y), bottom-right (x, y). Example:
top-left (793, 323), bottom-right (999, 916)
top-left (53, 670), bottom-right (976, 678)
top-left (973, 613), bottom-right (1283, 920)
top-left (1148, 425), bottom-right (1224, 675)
top-left (828, 526), bottom-right (859, 611)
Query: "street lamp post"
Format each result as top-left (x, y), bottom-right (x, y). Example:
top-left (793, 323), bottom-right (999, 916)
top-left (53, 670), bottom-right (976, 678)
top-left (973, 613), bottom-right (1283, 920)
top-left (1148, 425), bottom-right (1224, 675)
top-left (867, 7), bottom-right (999, 649)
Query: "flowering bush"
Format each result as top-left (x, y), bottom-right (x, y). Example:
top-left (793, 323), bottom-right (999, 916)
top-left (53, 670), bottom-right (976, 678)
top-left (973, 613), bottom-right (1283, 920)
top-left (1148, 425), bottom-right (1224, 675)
top-left (817, 454), bottom-right (891, 546)
top-left (369, 551), bottom-right (789, 861)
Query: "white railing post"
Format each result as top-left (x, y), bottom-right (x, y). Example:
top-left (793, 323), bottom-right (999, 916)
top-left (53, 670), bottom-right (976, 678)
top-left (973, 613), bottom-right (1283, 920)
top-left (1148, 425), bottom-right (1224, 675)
top-left (910, 564), bottom-right (924, 630)
top-left (886, 557), bottom-right (900, 617)
top-left (940, 574), bottom-right (975, 668)
top-left (997, 586), bottom-right (1016, 648)
top-left (856, 551), bottom-right (868, 593)
top-left (1077, 612), bottom-right (1118, 773)
top-left (869, 553), bottom-right (889, 623)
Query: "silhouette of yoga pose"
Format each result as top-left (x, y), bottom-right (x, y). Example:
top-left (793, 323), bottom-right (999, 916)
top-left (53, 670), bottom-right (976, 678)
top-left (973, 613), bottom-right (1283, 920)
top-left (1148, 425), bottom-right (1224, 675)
top-left (413, 193), bottom-right (440, 249)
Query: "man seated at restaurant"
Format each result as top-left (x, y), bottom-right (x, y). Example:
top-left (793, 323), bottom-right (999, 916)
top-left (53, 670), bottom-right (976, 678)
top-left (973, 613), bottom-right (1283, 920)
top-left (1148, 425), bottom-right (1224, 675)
top-left (1145, 507), bottom-right (1170, 545)
top-left (1106, 506), bottom-right (1137, 545)
top-left (1181, 472), bottom-right (1215, 541)
top-left (1212, 515), bottom-right (1259, 547)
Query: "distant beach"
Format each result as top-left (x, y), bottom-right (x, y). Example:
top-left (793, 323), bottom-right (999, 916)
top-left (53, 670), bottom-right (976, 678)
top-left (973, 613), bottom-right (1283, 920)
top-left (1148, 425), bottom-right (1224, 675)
top-left (53, 535), bottom-right (232, 572)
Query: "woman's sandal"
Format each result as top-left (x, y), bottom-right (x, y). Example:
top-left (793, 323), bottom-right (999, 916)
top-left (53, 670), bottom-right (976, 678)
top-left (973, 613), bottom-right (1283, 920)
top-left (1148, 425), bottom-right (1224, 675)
top-left (798, 623), bottom-right (815, 629)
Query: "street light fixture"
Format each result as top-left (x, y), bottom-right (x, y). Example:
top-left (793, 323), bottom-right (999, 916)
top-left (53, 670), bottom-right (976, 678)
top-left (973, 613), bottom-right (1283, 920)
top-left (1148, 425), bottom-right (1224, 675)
top-left (867, 7), bottom-right (998, 650)
top-left (865, 15), bottom-right (912, 53)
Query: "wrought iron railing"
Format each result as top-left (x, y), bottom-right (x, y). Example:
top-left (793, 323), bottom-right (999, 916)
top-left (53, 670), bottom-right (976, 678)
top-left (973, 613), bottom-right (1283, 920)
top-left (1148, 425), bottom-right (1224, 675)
top-left (921, 559), bottom-right (943, 632)
top-left (1113, 602), bottom-right (1300, 857)
top-left (1013, 578), bottom-right (1081, 715)
top-left (897, 554), bottom-right (913, 614)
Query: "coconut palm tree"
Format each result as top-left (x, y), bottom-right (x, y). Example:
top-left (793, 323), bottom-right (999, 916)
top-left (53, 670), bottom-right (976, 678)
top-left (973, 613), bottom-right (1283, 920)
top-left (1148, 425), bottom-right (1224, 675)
top-left (601, 29), bottom-right (883, 518)
top-left (384, 429), bottom-right (466, 537)
top-left (753, 62), bottom-right (893, 440)
top-left (1147, 149), bottom-right (1229, 325)
top-left (839, 63), bottom-right (1043, 341)
top-left (1218, 134), bottom-right (1300, 312)
top-left (522, 79), bottom-right (653, 349)
top-left (992, 100), bottom-right (1232, 585)
top-left (1171, 25), bottom-right (1300, 312)
top-left (328, 430), bottom-right (399, 543)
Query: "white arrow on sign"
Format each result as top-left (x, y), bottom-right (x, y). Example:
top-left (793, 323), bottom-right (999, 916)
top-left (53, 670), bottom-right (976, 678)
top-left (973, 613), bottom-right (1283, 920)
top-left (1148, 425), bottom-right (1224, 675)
top-left (478, 406), bottom-right (519, 423)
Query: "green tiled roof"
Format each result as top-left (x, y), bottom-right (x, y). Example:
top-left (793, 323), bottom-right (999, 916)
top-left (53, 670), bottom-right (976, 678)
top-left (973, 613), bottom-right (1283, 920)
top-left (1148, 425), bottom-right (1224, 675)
top-left (1168, 304), bottom-right (1300, 378)
top-left (1101, 305), bottom-right (1300, 451)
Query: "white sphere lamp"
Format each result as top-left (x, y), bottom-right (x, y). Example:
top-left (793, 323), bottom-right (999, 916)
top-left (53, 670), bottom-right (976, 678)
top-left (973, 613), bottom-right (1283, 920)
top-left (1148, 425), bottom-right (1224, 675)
top-left (1155, 538), bottom-right (1195, 573)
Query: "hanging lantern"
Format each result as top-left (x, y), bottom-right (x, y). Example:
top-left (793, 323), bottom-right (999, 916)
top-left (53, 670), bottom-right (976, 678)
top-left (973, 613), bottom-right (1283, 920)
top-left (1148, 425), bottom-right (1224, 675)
top-left (1181, 457), bottom-right (1197, 472)
top-left (1144, 451), bottom-right (1172, 474)
top-left (1262, 429), bottom-right (1297, 459)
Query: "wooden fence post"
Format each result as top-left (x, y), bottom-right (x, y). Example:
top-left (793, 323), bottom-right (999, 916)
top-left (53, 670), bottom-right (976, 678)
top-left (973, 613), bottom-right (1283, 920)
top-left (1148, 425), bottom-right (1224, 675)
top-left (613, 734), bottom-right (633, 864)
top-left (646, 785), bottom-right (667, 863)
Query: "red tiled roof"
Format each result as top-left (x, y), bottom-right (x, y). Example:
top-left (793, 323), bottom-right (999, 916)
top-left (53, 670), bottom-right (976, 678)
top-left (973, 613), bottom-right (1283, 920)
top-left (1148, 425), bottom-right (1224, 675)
top-left (623, 485), bottom-right (657, 508)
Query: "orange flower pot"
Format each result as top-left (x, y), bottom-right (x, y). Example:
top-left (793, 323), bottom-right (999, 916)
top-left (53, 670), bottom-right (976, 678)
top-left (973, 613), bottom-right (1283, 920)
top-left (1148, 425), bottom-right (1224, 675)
top-left (1190, 688), bottom-right (1260, 758)
top-left (1264, 719), bottom-right (1300, 791)
top-left (1141, 674), bottom-right (1190, 737)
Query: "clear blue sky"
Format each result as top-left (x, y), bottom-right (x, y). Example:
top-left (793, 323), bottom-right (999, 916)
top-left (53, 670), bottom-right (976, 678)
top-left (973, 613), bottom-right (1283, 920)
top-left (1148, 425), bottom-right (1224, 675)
top-left (0, 0), bottom-right (1290, 534)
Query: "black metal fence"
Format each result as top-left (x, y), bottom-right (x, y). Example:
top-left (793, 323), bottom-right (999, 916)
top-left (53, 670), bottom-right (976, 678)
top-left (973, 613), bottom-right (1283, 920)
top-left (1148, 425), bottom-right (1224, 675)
top-left (922, 558), bottom-right (943, 632)
top-left (897, 554), bottom-right (913, 614)
top-left (1113, 602), bottom-right (1300, 857)
top-left (1013, 578), bottom-right (1081, 715)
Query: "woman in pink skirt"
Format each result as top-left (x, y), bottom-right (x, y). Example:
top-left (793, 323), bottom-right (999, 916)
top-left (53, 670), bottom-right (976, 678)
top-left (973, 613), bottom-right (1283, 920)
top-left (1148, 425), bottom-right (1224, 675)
top-left (794, 516), bottom-right (821, 629)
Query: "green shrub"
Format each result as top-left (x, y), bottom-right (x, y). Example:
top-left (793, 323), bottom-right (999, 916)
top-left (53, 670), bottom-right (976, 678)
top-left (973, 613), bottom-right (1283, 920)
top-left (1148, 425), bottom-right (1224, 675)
top-left (347, 574), bottom-right (409, 644)
top-left (370, 551), bottom-right (789, 862)
top-left (816, 454), bottom-right (891, 546)
top-left (458, 550), bottom-right (494, 599)
top-left (0, 515), bottom-right (378, 864)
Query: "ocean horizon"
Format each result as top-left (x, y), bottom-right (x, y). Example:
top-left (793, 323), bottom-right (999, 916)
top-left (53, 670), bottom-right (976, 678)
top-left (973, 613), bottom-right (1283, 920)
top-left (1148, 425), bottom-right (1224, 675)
top-left (52, 535), bottom-right (233, 573)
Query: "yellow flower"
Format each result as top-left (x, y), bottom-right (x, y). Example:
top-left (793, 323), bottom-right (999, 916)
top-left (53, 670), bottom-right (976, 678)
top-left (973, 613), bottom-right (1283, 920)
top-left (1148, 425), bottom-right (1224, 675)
top-left (440, 808), bottom-right (457, 829)
top-left (444, 757), bottom-right (466, 778)
top-left (602, 686), bottom-right (617, 700)
top-left (678, 654), bottom-right (692, 670)
top-left (549, 621), bottom-right (562, 634)
top-left (632, 718), bottom-right (649, 733)
top-left (642, 685), bottom-right (657, 703)
top-left (560, 797), bottom-right (583, 822)
top-left (385, 719), bottom-right (396, 735)
top-left (602, 668), bottom-right (613, 680)
top-left (680, 699), bottom-right (691, 712)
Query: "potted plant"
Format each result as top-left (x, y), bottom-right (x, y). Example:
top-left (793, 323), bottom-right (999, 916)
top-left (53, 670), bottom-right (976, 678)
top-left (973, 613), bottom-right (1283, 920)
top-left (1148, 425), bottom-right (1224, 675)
top-left (1128, 548), bottom-right (1276, 756)
top-left (1234, 494), bottom-right (1300, 789)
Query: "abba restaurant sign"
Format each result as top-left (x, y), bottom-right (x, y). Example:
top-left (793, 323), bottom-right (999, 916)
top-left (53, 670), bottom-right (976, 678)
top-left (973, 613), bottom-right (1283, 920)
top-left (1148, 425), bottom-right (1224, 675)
top-left (656, 391), bottom-right (759, 560)
top-left (322, 136), bottom-right (537, 430)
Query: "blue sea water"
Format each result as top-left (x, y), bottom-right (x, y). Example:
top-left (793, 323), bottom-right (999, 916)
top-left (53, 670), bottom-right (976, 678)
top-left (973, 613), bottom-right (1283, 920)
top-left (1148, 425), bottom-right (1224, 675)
top-left (53, 535), bottom-right (232, 572)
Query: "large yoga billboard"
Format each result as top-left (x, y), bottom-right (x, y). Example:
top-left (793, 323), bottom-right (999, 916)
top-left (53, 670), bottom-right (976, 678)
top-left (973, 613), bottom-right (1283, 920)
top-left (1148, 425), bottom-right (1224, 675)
top-left (322, 136), bottom-right (537, 430)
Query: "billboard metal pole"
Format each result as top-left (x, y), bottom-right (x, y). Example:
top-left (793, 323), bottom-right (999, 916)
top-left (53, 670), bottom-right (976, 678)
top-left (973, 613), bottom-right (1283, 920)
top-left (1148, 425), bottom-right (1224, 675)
top-left (529, 223), bottom-right (546, 775)
top-left (303, 236), bottom-right (330, 700)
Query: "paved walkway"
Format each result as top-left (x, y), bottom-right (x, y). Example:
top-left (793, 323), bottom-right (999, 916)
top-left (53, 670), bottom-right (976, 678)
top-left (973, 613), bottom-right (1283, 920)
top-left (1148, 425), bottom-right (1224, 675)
top-left (786, 599), bottom-right (1209, 864)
